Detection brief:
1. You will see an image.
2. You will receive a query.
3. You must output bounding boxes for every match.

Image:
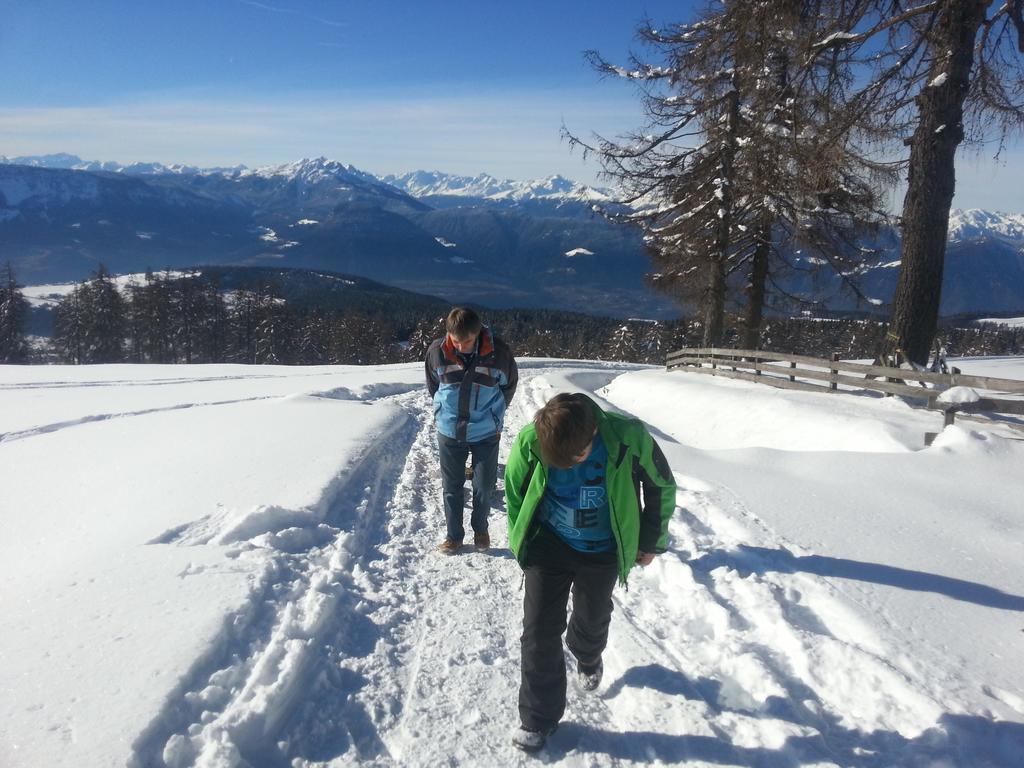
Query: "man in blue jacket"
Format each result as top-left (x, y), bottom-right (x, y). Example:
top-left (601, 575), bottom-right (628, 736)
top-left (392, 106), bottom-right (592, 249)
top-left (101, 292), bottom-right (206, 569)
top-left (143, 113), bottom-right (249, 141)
top-left (425, 307), bottom-right (518, 553)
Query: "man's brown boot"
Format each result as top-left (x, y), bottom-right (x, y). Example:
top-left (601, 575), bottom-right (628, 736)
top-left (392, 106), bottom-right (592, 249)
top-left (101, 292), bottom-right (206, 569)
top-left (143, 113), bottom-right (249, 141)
top-left (473, 532), bottom-right (490, 551)
top-left (438, 537), bottom-right (463, 554)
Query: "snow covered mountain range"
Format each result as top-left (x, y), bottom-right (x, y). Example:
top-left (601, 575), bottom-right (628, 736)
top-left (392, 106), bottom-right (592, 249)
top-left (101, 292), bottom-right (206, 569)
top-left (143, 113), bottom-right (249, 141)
top-left (947, 209), bottom-right (1024, 243)
top-left (379, 170), bottom-right (613, 204)
top-left (5, 153), bottom-right (1019, 237)
top-left (0, 152), bottom-right (245, 177)
top-left (0, 155), bottom-right (662, 317)
top-left (2, 153), bottom-right (1023, 317)
top-left (1, 154), bottom-right (612, 206)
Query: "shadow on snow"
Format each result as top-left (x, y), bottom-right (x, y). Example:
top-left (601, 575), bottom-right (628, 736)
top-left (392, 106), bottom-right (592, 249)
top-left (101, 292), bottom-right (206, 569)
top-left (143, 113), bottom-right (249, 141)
top-left (687, 545), bottom-right (1024, 612)
top-left (562, 663), bottom-right (1024, 766)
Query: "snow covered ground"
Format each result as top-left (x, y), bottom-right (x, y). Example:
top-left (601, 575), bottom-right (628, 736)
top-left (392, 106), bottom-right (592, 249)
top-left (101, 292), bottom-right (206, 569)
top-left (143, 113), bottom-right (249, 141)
top-left (977, 317), bottom-right (1024, 328)
top-left (1, 358), bottom-right (1023, 767)
top-left (21, 272), bottom-right (198, 309)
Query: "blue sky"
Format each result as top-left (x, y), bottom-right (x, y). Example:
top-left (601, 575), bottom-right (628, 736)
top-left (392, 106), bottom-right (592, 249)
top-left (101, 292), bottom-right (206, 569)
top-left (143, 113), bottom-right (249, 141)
top-left (0, 0), bottom-right (1020, 210)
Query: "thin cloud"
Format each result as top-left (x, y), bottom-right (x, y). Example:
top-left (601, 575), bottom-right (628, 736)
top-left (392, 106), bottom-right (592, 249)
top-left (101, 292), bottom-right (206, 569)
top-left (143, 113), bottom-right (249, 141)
top-left (237, 0), bottom-right (347, 29)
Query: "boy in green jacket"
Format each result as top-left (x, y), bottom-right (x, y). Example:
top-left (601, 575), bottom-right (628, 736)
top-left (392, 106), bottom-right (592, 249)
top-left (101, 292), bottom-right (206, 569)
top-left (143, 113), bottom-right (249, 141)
top-left (505, 392), bottom-right (676, 752)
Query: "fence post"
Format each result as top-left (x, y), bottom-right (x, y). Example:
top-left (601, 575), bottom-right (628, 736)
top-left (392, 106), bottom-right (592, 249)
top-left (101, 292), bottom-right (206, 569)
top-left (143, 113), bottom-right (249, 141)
top-left (830, 352), bottom-right (840, 391)
top-left (790, 361), bottom-right (796, 382)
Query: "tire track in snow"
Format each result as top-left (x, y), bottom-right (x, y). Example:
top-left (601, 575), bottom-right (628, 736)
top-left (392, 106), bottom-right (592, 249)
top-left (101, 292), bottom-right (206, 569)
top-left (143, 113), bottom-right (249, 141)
top-left (0, 372), bottom-right (334, 391)
top-left (0, 397), bottom-right (279, 444)
top-left (129, 390), bottom-right (421, 768)
top-left (0, 383), bottom-right (420, 445)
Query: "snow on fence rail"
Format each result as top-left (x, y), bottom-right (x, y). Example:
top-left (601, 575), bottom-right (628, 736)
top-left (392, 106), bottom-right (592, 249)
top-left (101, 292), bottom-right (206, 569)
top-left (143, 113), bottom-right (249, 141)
top-left (665, 347), bottom-right (1024, 441)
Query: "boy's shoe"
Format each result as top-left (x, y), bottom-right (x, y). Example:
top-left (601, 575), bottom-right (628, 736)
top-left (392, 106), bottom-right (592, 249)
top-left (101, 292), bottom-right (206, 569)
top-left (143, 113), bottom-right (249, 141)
top-left (510, 724), bottom-right (557, 753)
top-left (438, 537), bottom-right (463, 554)
top-left (577, 659), bottom-right (603, 692)
top-left (473, 532), bottom-right (491, 551)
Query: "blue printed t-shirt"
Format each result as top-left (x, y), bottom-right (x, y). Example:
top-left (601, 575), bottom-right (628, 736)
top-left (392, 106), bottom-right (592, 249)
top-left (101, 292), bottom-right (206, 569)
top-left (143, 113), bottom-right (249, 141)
top-left (538, 434), bottom-right (614, 553)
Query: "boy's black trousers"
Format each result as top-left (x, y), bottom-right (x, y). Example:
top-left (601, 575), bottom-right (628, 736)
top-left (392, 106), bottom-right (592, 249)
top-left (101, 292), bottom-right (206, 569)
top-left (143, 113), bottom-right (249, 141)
top-left (518, 526), bottom-right (619, 731)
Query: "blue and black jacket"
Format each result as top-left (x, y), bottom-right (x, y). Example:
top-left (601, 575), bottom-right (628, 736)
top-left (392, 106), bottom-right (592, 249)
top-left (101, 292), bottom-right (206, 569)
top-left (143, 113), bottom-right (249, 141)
top-left (425, 327), bottom-right (518, 443)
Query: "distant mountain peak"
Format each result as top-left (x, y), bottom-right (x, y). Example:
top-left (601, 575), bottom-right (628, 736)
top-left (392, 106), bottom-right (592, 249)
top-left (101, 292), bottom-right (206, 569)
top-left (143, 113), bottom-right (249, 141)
top-left (380, 169), bottom-right (613, 203)
top-left (0, 152), bottom-right (88, 169)
top-left (948, 208), bottom-right (1024, 242)
top-left (251, 156), bottom-right (345, 176)
top-left (0, 153), bottom-right (245, 176)
top-left (242, 157), bottom-right (387, 190)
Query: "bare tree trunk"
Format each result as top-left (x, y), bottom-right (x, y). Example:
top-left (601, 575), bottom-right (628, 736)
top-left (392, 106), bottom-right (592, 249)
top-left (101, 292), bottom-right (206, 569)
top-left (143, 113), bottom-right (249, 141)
top-left (741, 211), bottom-right (773, 350)
top-left (703, 86), bottom-right (741, 348)
top-left (703, 259), bottom-right (727, 347)
top-left (887, 0), bottom-right (990, 365)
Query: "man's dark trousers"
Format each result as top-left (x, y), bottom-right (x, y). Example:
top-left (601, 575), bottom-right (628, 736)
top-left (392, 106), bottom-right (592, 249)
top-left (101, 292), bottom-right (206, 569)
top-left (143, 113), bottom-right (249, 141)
top-left (519, 527), bottom-right (618, 731)
top-left (438, 433), bottom-right (500, 541)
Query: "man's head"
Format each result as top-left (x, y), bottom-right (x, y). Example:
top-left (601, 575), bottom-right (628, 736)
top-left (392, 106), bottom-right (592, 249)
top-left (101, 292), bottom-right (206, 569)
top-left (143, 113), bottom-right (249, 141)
top-left (446, 307), bottom-right (483, 353)
top-left (534, 393), bottom-right (598, 469)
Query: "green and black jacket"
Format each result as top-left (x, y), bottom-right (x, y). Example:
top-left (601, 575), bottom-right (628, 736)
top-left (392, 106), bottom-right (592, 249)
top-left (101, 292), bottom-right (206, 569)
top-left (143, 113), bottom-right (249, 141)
top-left (505, 394), bottom-right (676, 584)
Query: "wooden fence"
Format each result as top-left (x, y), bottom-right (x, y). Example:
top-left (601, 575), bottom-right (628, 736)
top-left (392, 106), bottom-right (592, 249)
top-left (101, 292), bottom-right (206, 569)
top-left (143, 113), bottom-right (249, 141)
top-left (665, 347), bottom-right (1024, 442)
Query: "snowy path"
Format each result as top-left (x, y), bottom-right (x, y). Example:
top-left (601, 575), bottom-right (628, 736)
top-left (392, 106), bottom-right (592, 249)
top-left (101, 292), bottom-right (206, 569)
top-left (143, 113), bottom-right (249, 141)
top-left (3, 361), bottom-right (1022, 767)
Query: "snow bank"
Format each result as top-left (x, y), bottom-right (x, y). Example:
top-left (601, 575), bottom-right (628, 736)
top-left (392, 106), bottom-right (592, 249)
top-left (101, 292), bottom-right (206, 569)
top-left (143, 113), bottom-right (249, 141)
top-left (937, 386), bottom-right (981, 404)
top-left (601, 369), bottom-right (930, 452)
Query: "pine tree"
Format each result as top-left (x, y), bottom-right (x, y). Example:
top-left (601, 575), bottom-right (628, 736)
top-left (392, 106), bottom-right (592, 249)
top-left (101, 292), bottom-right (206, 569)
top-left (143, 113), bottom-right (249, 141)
top-left (603, 324), bottom-right (636, 362)
top-left (124, 276), bottom-right (147, 363)
top-left (371, 314), bottom-right (400, 363)
top-left (518, 328), bottom-right (556, 359)
top-left (332, 312), bottom-right (388, 365)
top-left (569, 1), bottom-right (893, 349)
top-left (638, 320), bottom-right (665, 364)
top-left (328, 312), bottom-right (359, 364)
top-left (173, 273), bottom-right (205, 364)
top-left (404, 315), bottom-right (445, 362)
top-left (195, 279), bottom-right (229, 363)
top-left (54, 267), bottom-right (126, 364)
top-left (228, 287), bottom-right (264, 364)
top-left (297, 310), bottom-right (332, 365)
top-left (0, 263), bottom-right (30, 363)
top-left (53, 286), bottom-right (86, 364)
top-left (126, 271), bottom-right (174, 363)
top-left (888, 1), bottom-right (1024, 363)
top-left (808, 1), bottom-right (1024, 363)
top-left (255, 299), bottom-right (297, 364)
top-left (79, 265), bottom-right (126, 363)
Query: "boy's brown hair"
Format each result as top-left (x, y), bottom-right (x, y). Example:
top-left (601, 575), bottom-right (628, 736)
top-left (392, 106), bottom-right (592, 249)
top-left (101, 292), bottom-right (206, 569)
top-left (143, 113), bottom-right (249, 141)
top-left (534, 393), bottom-right (597, 469)
top-left (446, 307), bottom-right (482, 340)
